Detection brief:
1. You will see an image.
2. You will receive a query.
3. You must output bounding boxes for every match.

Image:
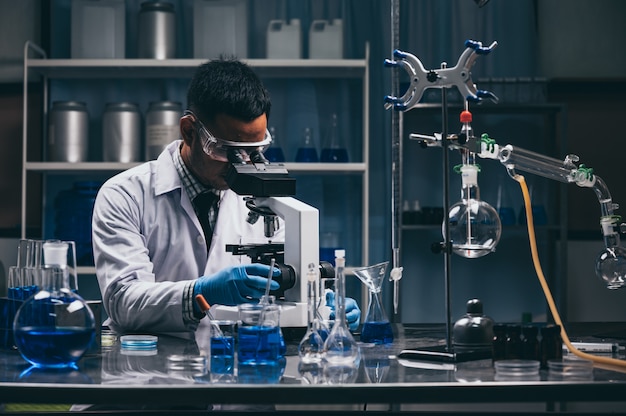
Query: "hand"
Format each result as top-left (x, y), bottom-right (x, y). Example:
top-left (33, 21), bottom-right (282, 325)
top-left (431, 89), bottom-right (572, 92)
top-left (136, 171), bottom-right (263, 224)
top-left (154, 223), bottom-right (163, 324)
top-left (325, 290), bottom-right (361, 332)
top-left (193, 264), bottom-right (280, 307)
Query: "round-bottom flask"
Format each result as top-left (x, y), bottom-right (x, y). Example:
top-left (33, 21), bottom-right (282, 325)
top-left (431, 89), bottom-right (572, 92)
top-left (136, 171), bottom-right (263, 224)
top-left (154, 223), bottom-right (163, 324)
top-left (13, 242), bottom-right (95, 368)
top-left (447, 164), bottom-right (501, 258)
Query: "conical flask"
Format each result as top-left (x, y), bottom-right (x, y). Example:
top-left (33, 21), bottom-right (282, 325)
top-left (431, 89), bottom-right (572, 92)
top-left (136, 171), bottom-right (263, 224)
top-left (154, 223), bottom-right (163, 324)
top-left (352, 261), bottom-right (393, 344)
top-left (264, 126), bottom-right (285, 162)
top-left (320, 113), bottom-right (348, 162)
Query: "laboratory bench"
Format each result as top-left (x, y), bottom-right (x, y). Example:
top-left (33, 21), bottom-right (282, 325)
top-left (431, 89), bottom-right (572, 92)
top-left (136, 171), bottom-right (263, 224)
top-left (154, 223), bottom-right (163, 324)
top-left (1, 323), bottom-right (626, 415)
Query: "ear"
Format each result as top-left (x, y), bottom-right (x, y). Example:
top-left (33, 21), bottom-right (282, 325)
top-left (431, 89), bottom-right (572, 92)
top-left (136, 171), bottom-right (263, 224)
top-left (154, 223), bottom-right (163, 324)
top-left (180, 115), bottom-right (195, 146)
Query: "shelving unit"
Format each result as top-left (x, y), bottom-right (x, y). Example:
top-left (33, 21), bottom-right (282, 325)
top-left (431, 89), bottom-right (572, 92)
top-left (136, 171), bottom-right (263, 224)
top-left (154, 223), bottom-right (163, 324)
top-left (21, 42), bottom-right (370, 276)
top-left (398, 102), bottom-right (568, 324)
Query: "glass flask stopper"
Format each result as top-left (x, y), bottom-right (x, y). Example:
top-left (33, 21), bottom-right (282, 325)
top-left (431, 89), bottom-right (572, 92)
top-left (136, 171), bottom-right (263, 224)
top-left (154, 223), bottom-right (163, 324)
top-left (13, 240), bottom-right (95, 368)
top-left (323, 250), bottom-right (360, 364)
top-left (352, 261), bottom-right (393, 344)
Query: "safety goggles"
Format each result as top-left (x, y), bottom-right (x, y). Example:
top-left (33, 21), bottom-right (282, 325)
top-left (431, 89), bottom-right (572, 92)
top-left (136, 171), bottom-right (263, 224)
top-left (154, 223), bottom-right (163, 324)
top-left (184, 110), bottom-right (272, 162)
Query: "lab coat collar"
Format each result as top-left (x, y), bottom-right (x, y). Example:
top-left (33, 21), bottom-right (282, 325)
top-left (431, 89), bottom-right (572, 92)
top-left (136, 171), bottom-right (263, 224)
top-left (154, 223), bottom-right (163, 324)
top-left (154, 140), bottom-right (185, 197)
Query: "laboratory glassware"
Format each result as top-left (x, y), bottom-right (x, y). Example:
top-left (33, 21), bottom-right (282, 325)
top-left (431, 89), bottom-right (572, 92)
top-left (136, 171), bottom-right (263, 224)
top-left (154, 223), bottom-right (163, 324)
top-left (447, 163), bottom-right (502, 258)
top-left (237, 303), bottom-right (281, 364)
top-left (13, 240), bottom-right (95, 368)
top-left (298, 264), bottom-right (324, 363)
top-left (295, 127), bottom-right (318, 162)
top-left (352, 261), bottom-right (393, 344)
top-left (320, 113), bottom-right (348, 163)
top-left (264, 126), bottom-right (285, 162)
top-left (323, 250), bottom-right (360, 364)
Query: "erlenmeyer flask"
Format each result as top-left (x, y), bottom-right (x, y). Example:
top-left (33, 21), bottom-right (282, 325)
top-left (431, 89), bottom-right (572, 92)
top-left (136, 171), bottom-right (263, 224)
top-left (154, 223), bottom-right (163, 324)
top-left (264, 126), bottom-right (285, 162)
top-left (320, 113), bottom-right (348, 163)
top-left (295, 127), bottom-right (318, 162)
top-left (352, 261), bottom-right (393, 344)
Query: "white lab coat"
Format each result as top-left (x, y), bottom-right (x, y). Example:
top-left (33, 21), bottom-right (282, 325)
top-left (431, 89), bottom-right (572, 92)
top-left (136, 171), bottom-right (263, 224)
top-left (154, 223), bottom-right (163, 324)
top-left (92, 140), bottom-right (284, 345)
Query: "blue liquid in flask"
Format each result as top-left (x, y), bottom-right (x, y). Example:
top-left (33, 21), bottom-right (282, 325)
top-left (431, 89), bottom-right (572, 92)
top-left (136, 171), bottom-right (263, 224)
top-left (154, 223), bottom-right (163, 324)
top-left (360, 321), bottom-right (394, 344)
top-left (14, 326), bottom-right (95, 368)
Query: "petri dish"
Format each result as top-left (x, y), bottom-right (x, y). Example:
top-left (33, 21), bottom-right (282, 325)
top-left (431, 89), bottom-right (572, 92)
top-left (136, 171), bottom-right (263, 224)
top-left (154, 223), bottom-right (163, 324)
top-left (494, 359), bottom-right (540, 377)
top-left (167, 354), bottom-right (208, 372)
top-left (548, 357), bottom-right (593, 379)
top-left (120, 335), bottom-right (158, 351)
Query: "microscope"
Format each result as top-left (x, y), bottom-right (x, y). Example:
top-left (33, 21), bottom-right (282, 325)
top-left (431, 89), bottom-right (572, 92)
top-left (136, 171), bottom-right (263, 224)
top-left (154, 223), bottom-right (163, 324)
top-left (221, 148), bottom-right (328, 328)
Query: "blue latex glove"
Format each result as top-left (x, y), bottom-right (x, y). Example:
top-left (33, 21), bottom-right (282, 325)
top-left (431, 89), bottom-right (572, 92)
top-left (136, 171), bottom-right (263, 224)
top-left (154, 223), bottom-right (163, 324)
top-left (325, 290), bottom-right (361, 332)
top-left (193, 264), bottom-right (280, 307)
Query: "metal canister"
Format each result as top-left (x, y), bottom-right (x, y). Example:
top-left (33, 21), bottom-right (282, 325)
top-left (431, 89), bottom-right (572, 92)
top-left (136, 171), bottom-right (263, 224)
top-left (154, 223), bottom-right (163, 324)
top-left (48, 101), bottom-right (89, 162)
top-left (138, 1), bottom-right (176, 59)
top-left (102, 102), bottom-right (141, 163)
top-left (145, 101), bottom-right (182, 160)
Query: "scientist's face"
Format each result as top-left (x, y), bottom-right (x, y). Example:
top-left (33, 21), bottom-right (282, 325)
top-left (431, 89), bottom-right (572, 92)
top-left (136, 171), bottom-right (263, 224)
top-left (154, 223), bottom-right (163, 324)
top-left (180, 112), bottom-right (268, 190)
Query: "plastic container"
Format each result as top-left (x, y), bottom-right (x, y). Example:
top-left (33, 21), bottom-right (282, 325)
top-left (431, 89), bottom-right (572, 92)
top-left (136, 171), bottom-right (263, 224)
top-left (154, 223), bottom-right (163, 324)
top-left (102, 102), bottom-right (142, 162)
top-left (138, 1), bottom-right (176, 59)
top-left (145, 101), bottom-right (182, 160)
top-left (71, 0), bottom-right (125, 58)
top-left (54, 181), bottom-right (102, 266)
top-left (193, 0), bottom-right (247, 59)
top-left (48, 101), bottom-right (89, 162)
top-left (267, 19), bottom-right (302, 59)
top-left (309, 19), bottom-right (343, 59)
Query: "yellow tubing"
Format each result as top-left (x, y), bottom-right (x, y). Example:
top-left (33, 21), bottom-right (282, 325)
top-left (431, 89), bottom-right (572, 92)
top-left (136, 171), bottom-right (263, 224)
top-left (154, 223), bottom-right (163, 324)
top-left (514, 174), bottom-right (626, 371)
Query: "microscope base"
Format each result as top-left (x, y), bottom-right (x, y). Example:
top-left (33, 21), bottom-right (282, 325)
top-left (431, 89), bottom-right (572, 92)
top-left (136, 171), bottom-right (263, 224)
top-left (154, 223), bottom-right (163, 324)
top-left (211, 301), bottom-right (308, 328)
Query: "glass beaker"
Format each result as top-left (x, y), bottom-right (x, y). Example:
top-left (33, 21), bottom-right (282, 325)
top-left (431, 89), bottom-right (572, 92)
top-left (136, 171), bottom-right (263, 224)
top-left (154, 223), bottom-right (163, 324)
top-left (352, 261), bottom-right (393, 344)
top-left (13, 241), bottom-right (95, 368)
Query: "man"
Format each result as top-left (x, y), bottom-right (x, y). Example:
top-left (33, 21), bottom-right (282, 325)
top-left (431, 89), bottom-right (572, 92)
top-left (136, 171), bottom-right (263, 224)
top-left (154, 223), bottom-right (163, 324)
top-left (92, 58), bottom-right (360, 345)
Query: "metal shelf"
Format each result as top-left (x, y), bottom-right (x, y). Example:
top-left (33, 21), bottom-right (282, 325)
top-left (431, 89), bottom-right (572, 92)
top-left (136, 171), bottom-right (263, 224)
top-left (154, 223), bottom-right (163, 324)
top-left (25, 58), bottom-right (367, 79)
top-left (24, 162), bottom-right (367, 174)
top-left (21, 42), bottom-right (371, 271)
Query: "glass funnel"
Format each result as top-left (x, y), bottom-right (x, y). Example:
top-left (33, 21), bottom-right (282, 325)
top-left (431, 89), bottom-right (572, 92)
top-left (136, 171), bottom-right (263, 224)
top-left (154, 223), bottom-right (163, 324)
top-left (352, 261), bottom-right (393, 344)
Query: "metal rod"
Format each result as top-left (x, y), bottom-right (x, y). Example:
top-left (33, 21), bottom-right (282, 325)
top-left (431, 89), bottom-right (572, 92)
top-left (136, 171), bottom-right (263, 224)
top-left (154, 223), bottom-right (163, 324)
top-left (440, 81), bottom-right (452, 351)
top-left (390, 0), bottom-right (402, 319)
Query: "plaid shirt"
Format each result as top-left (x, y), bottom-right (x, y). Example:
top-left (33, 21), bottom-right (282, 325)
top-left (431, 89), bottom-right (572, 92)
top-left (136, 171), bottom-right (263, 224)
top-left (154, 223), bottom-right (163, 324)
top-left (172, 146), bottom-right (222, 323)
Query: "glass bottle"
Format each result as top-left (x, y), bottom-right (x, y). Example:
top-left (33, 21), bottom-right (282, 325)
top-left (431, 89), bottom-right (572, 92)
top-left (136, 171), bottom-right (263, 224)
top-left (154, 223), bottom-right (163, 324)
top-left (521, 325), bottom-right (540, 361)
top-left (295, 127), bottom-right (318, 162)
top-left (540, 324), bottom-right (563, 368)
top-left (264, 126), bottom-right (286, 162)
top-left (323, 250), bottom-right (360, 364)
top-left (492, 323), bottom-right (507, 362)
top-left (320, 113), bottom-right (348, 162)
top-left (353, 261), bottom-right (393, 344)
top-left (298, 264), bottom-right (324, 363)
top-left (505, 324), bottom-right (522, 360)
top-left (13, 241), bottom-right (95, 368)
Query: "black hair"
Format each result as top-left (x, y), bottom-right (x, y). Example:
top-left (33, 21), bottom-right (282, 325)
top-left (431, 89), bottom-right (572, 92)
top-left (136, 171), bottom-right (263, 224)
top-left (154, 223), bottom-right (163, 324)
top-left (186, 58), bottom-right (271, 122)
